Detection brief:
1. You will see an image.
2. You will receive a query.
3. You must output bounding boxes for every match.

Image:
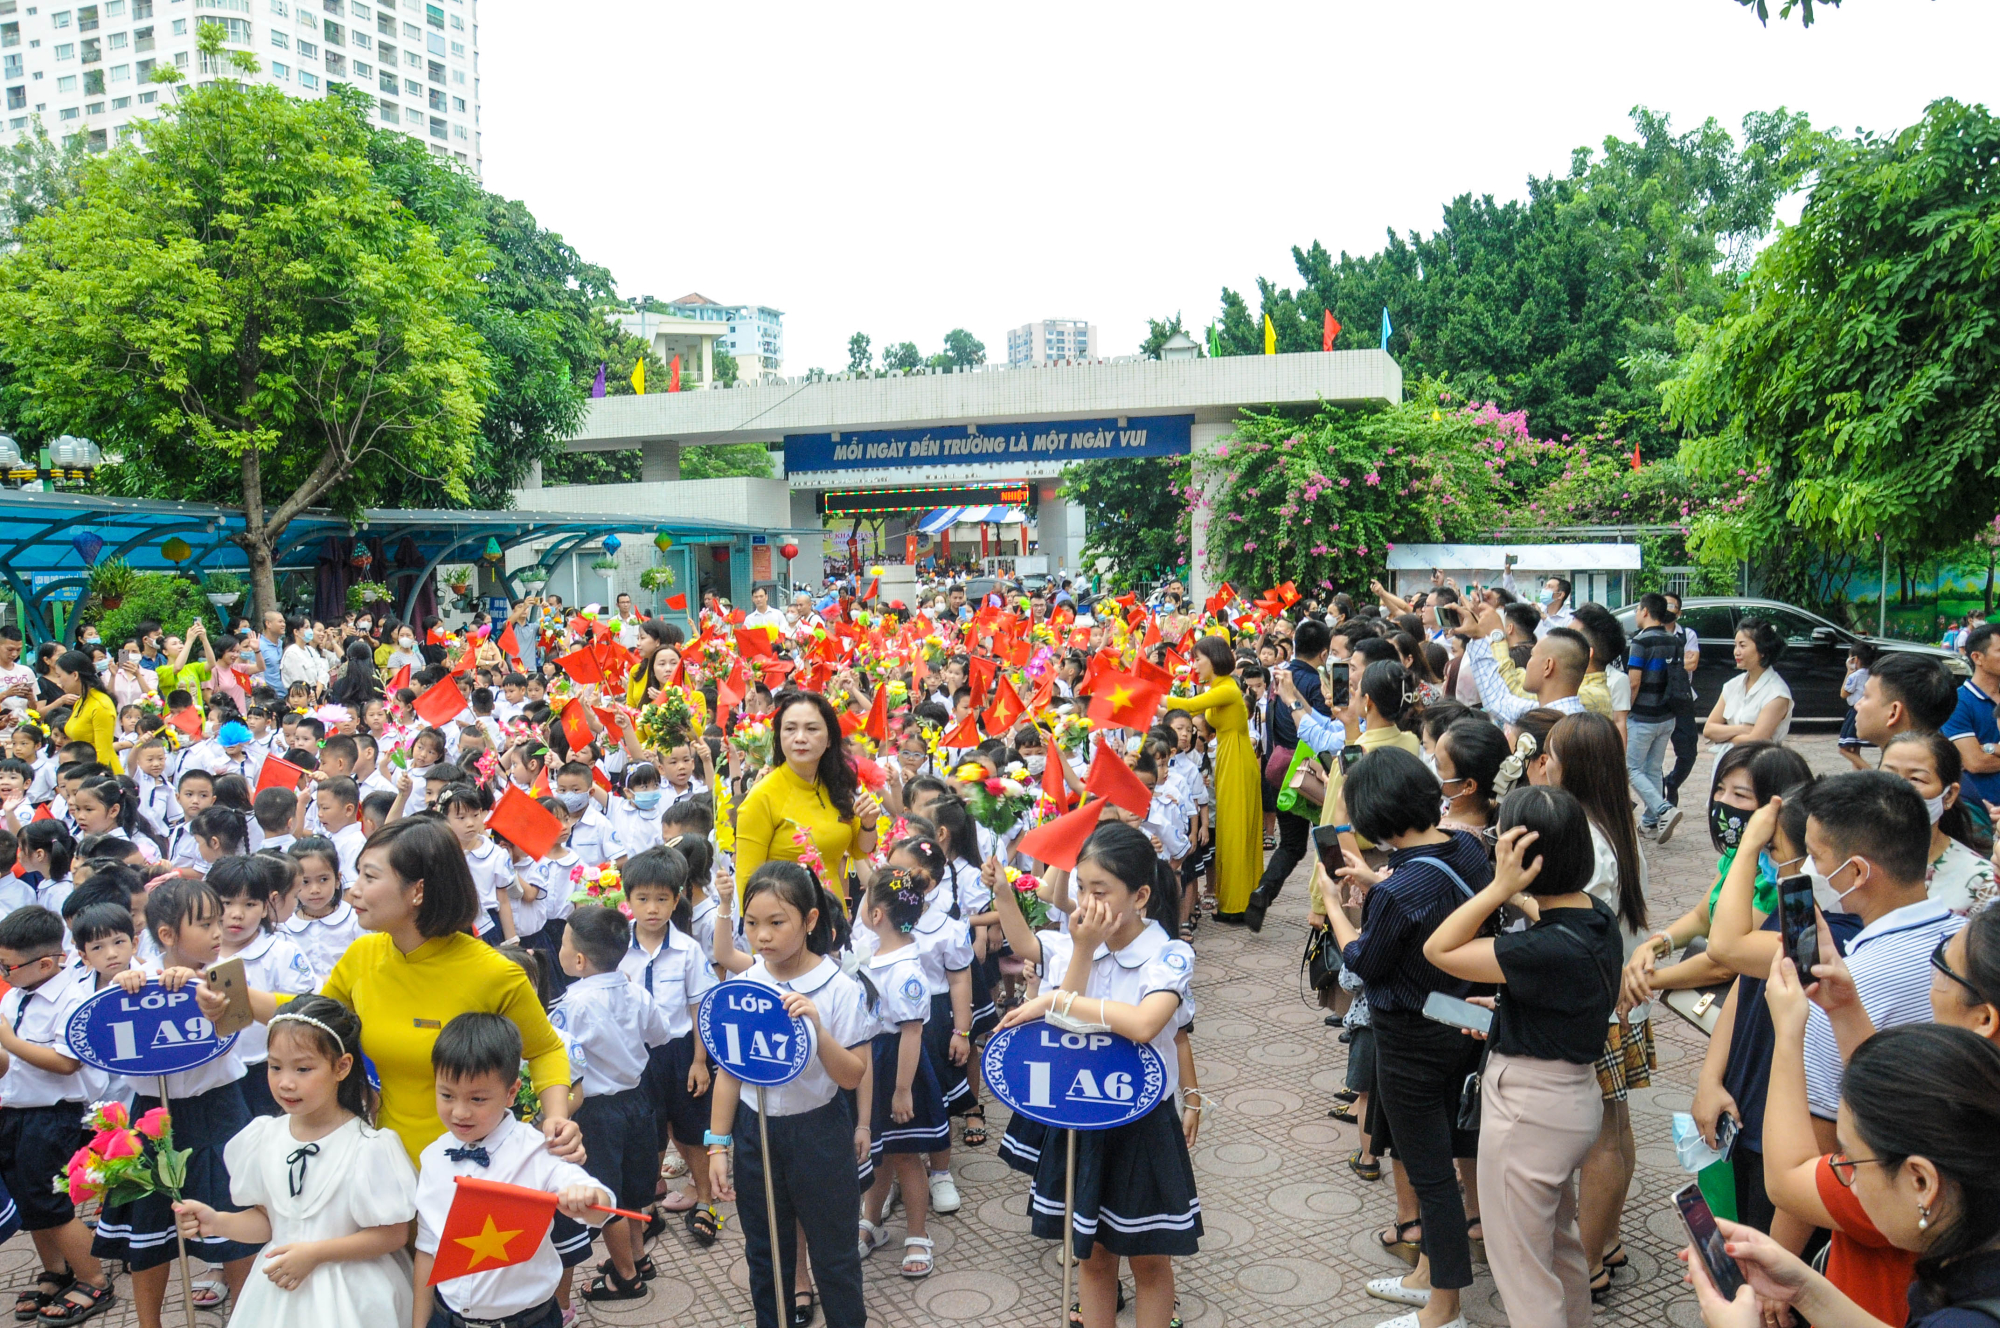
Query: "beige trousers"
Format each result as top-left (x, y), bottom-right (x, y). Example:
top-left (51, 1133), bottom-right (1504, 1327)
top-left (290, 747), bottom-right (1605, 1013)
top-left (1475, 1051), bottom-right (1604, 1328)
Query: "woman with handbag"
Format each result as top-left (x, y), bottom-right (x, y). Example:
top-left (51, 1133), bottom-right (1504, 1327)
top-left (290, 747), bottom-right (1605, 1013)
top-left (1322, 747), bottom-right (1492, 1328)
top-left (1424, 786), bottom-right (1623, 1328)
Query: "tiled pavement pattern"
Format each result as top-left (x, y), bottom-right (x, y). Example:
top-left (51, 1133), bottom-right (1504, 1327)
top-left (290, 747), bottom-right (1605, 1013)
top-left (3, 736), bottom-right (1860, 1328)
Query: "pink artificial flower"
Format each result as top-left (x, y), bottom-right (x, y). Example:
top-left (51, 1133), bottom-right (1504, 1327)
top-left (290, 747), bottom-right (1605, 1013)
top-left (95, 1101), bottom-right (130, 1130)
top-left (96, 1129), bottom-right (142, 1161)
top-left (134, 1108), bottom-right (170, 1141)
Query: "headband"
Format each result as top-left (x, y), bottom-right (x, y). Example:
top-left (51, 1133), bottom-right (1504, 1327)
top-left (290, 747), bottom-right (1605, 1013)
top-left (268, 1011), bottom-right (345, 1057)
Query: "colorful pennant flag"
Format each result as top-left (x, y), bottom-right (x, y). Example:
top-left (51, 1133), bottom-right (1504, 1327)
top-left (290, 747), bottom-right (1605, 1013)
top-left (1263, 314), bottom-right (1276, 355)
top-left (1323, 310), bottom-right (1341, 351)
top-left (590, 364), bottom-right (606, 399)
top-left (630, 358), bottom-right (645, 395)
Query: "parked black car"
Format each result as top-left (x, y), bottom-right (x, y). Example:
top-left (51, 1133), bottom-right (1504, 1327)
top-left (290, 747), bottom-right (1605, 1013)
top-left (1612, 596), bottom-right (1969, 727)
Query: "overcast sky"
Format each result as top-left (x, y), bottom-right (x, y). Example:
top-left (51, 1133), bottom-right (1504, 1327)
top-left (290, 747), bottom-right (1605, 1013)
top-left (478, 0), bottom-right (1997, 376)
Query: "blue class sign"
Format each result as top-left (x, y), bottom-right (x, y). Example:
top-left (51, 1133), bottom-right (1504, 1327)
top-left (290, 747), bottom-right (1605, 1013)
top-left (65, 981), bottom-right (239, 1077)
top-left (783, 414), bottom-right (1194, 474)
top-left (697, 982), bottom-right (815, 1087)
top-left (981, 1020), bottom-right (1166, 1131)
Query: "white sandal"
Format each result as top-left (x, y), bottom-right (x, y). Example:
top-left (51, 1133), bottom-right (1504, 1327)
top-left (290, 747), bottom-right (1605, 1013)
top-left (900, 1236), bottom-right (934, 1279)
top-left (857, 1219), bottom-right (889, 1261)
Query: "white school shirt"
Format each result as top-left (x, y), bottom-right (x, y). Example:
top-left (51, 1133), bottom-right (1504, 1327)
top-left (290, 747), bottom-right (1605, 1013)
top-left (416, 1113), bottom-right (608, 1320)
top-left (527, 847), bottom-right (581, 924)
top-left (688, 896), bottom-right (720, 968)
top-left (493, 696), bottom-right (526, 725)
top-left (1803, 898), bottom-right (1964, 1118)
top-left (619, 926), bottom-right (716, 1041)
top-left (329, 821), bottom-right (368, 885)
top-left (607, 797), bottom-right (663, 858)
top-left (1034, 920), bottom-right (1195, 1101)
top-left (0, 872), bottom-right (33, 916)
top-left (505, 856), bottom-right (548, 938)
top-left (462, 838), bottom-right (514, 922)
top-left (225, 929), bottom-right (318, 1063)
top-left (910, 899), bottom-right (972, 997)
top-left (943, 857), bottom-right (993, 917)
top-left (566, 803), bottom-right (624, 869)
top-left (863, 946), bottom-right (932, 1038)
top-left (359, 768), bottom-right (398, 801)
top-left (120, 961), bottom-right (247, 1099)
top-left (0, 961), bottom-right (97, 1107)
top-left (167, 823), bottom-right (206, 874)
top-left (1144, 790), bottom-right (1193, 861)
top-left (34, 875), bottom-right (72, 915)
top-left (283, 901), bottom-right (365, 984)
top-left (259, 832), bottom-right (296, 854)
top-left (27, 753), bottom-right (57, 804)
top-left (550, 971), bottom-right (669, 1098)
top-left (733, 957), bottom-right (873, 1117)
top-left (135, 771), bottom-right (177, 836)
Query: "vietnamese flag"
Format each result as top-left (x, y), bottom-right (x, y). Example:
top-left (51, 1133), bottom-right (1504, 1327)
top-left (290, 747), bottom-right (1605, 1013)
top-left (716, 660), bottom-right (747, 713)
top-left (838, 710), bottom-right (864, 738)
top-left (254, 753), bottom-right (305, 797)
top-left (1085, 670), bottom-right (1164, 733)
top-left (941, 711), bottom-right (983, 749)
top-left (593, 637), bottom-right (635, 682)
top-left (1134, 656), bottom-right (1172, 690)
top-left (1026, 673), bottom-right (1054, 715)
top-left (486, 785), bottom-right (563, 861)
top-left (734, 628), bottom-right (773, 661)
top-left (966, 656), bottom-right (996, 708)
top-left (556, 648), bottom-right (602, 687)
top-left (985, 675), bottom-right (1025, 732)
top-left (1015, 799), bottom-right (1105, 872)
top-left (388, 663), bottom-right (412, 694)
top-left (559, 698), bottom-right (594, 752)
top-left (864, 685), bottom-right (888, 742)
top-left (1085, 736), bottom-right (1154, 817)
top-left (426, 1176), bottom-right (560, 1285)
top-left (413, 678), bottom-right (468, 728)
top-left (1141, 616), bottom-right (1161, 649)
top-left (1040, 739), bottom-right (1073, 812)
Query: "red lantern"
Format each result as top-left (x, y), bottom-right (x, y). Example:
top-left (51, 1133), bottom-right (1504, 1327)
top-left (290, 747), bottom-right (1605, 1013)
top-left (711, 546), bottom-right (730, 562)
top-left (780, 542), bottom-right (799, 560)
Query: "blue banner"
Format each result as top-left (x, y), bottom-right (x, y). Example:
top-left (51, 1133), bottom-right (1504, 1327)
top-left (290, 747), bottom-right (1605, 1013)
top-left (65, 980), bottom-right (239, 1077)
top-left (980, 1020), bottom-right (1166, 1131)
top-left (697, 982), bottom-right (815, 1087)
top-left (784, 414), bottom-right (1193, 474)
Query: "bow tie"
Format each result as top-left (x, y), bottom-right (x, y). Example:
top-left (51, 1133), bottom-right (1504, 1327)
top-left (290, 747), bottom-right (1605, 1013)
top-left (444, 1145), bottom-right (491, 1167)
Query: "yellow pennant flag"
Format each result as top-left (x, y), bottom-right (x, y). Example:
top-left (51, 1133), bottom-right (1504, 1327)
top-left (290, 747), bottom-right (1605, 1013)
top-left (1263, 314), bottom-right (1276, 355)
top-left (630, 358), bottom-right (645, 395)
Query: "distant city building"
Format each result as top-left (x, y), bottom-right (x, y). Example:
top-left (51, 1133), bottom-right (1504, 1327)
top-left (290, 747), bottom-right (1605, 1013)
top-left (1007, 318), bottom-right (1098, 366)
top-left (662, 293), bottom-right (785, 378)
top-left (2, 0), bottom-right (483, 172)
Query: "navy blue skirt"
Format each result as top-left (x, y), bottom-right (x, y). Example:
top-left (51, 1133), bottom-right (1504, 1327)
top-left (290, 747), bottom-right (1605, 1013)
top-left (922, 992), bottom-right (972, 1114)
top-left (92, 1080), bottom-right (261, 1272)
top-left (868, 1031), bottom-right (949, 1160)
top-left (968, 955), bottom-right (1000, 1038)
top-left (1025, 1099), bottom-right (1202, 1260)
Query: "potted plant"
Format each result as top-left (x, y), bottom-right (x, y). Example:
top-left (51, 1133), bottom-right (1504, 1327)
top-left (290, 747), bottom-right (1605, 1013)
top-left (202, 571), bottom-right (244, 607)
top-left (444, 567), bottom-right (473, 594)
top-left (639, 566), bottom-right (676, 591)
top-left (518, 565), bottom-right (549, 586)
top-left (88, 557), bottom-right (139, 611)
top-left (590, 557), bottom-right (620, 573)
top-left (346, 580), bottom-right (392, 612)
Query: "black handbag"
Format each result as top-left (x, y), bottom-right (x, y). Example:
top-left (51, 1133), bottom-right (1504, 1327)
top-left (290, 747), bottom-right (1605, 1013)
top-left (1302, 925), bottom-right (1341, 995)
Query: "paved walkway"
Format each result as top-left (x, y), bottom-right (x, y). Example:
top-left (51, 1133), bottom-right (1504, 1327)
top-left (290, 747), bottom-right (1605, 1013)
top-left (8, 738), bottom-right (1855, 1328)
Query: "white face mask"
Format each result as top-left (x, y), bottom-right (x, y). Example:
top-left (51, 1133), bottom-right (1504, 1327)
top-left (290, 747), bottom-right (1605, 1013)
top-left (1924, 792), bottom-right (1947, 825)
top-left (1810, 855), bottom-right (1866, 913)
top-left (1025, 754), bottom-right (1046, 776)
top-left (399, 637), bottom-right (415, 650)
top-left (557, 789), bottom-right (590, 813)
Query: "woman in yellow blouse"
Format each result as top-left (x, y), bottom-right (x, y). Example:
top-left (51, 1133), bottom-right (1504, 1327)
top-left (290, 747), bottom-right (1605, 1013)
top-left (196, 819), bottom-right (579, 1168)
top-left (732, 691), bottom-right (885, 901)
top-left (36, 648), bottom-right (122, 773)
top-left (1165, 637), bottom-right (1263, 919)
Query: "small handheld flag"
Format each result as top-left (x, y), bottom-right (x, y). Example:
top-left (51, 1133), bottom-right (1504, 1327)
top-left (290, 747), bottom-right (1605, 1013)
top-left (486, 785), bottom-right (563, 861)
top-left (413, 678), bottom-right (468, 728)
top-left (1380, 306), bottom-right (1393, 351)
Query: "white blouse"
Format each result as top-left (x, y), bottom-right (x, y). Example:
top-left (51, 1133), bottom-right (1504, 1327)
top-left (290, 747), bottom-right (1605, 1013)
top-left (1711, 667), bottom-right (1793, 750)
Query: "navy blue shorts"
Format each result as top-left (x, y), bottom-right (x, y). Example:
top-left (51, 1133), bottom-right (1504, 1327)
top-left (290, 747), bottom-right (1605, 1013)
top-left (574, 1086), bottom-right (658, 1214)
top-left (0, 1102), bottom-right (89, 1231)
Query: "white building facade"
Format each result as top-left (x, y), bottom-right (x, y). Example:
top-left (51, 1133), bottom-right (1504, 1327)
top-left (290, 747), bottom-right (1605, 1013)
top-left (660, 293), bottom-right (784, 379)
top-left (1006, 317), bottom-right (1097, 366)
top-left (1, 0), bottom-right (481, 172)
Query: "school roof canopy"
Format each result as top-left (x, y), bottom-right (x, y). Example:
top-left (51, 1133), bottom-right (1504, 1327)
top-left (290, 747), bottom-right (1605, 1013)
top-left (0, 489), bottom-right (782, 646)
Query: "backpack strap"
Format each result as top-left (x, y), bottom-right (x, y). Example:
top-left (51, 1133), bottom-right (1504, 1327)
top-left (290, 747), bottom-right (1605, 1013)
top-left (1404, 855), bottom-right (1476, 902)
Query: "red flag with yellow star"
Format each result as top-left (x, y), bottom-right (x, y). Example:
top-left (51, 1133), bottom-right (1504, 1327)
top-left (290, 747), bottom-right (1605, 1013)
top-left (426, 1176), bottom-right (558, 1284)
top-left (1085, 670), bottom-right (1164, 733)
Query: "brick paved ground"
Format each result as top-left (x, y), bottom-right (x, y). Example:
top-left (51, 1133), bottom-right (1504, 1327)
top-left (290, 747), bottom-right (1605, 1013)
top-left (3, 736), bottom-right (1855, 1328)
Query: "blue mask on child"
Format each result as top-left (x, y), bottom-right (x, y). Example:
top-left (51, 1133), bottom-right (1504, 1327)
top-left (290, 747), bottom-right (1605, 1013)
top-left (631, 789), bottom-right (662, 811)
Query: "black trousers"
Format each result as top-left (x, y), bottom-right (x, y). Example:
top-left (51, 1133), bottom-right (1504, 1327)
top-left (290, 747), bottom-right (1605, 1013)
top-left (735, 1097), bottom-right (865, 1328)
top-left (1256, 807), bottom-right (1311, 900)
top-left (1665, 695), bottom-right (1699, 804)
top-left (1372, 1007), bottom-right (1482, 1291)
top-left (1730, 1146), bottom-right (1777, 1235)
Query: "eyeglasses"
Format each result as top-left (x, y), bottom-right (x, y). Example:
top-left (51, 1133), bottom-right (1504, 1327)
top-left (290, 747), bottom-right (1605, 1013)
top-left (1828, 1150), bottom-right (1889, 1188)
top-left (1932, 935), bottom-right (1989, 1004)
top-left (0, 954), bottom-right (54, 977)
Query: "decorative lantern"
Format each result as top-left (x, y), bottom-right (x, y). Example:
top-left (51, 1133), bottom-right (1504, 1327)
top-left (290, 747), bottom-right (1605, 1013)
top-left (602, 533), bottom-right (622, 555)
top-left (654, 530), bottom-right (673, 553)
top-left (780, 542), bottom-right (799, 560)
top-left (482, 536), bottom-right (503, 562)
top-left (71, 531), bottom-right (104, 565)
top-left (161, 536), bottom-right (193, 564)
top-left (711, 546), bottom-right (730, 563)
top-left (349, 543), bottom-right (373, 570)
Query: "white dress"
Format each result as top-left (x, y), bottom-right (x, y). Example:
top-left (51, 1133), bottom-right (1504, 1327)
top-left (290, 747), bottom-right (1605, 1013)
top-left (222, 1115), bottom-right (418, 1328)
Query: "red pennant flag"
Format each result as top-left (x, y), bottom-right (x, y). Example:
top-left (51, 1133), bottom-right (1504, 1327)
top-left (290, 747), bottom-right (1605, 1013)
top-left (486, 785), bottom-right (563, 860)
top-left (941, 711), bottom-right (983, 749)
top-left (966, 656), bottom-right (996, 708)
top-left (665, 592), bottom-right (688, 611)
top-left (1141, 616), bottom-right (1161, 649)
top-left (425, 1176), bottom-right (560, 1285)
top-left (1085, 736), bottom-right (1154, 817)
top-left (669, 354), bottom-right (682, 393)
top-left (838, 711), bottom-right (864, 738)
top-left (1632, 439), bottom-right (1642, 471)
top-left (388, 664), bottom-right (412, 694)
top-left (1015, 799), bottom-right (1106, 872)
top-left (589, 704), bottom-right (622, 737)
top-left (427, 624), bottom-right (447, 646)
top-left (734, 628), bottom-right (774, 661)
top-left (169, 706), bottom-right (205, 738)
top-left (1134, 657), bottom-right (1172, 690)
top-left (591, 766), bottom-right (612, 792)
top-left (556, 648), bottom-right (602, 686)
top-left (413, 678), bottom-right (469, 728)
top-left (1322, 310), bottom-right (1341, 351)
top-left (1041, 740), bottom-right (1072, 812)
top-left (864, 685), bottom-right (888, 742)
top-left (559, 698), bottom-right (594, 752)
top-left (254, 753), bottom-right (305, 797)
top-left (1085, 671), bottom-right (1164, 733)
top-left (716, 660), bottom-right (747, 713)
top-left (496, 623), bottom-right (520, 662)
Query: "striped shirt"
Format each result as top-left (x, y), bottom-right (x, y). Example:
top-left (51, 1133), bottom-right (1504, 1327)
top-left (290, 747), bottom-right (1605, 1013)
top-left (1804, 897), bottom-right (1964, 1118)
top-left (1340, 830), bottom-right (1495, 1013)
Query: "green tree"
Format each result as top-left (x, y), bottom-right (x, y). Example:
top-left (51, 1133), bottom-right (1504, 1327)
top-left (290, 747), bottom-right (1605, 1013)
top-left (0, 118), bottom-right (86, 239)
top-left (882, 341), bottom-right (923, 372)
top-left (683, 443), bottom-right (773, 480)
top-left (847, 332), bottom-right (871, 373)
top-left (0, 37), bottom-right (492, 618)
top-left (941, 328), bottom-right (986, 367)
top-left (1140, 312), bottom-right (1189, 359)
top-left (1663, 98), bottom-right (2000, 569)
top-left (1061, 458), bottom-right (1190, 590)
top-left (1737, 0), bottom-right (1837, 24)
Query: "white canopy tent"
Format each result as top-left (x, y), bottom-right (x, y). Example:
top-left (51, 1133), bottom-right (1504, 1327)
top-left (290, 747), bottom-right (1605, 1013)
top-left (1386, 542), bottom-right (1644, 608)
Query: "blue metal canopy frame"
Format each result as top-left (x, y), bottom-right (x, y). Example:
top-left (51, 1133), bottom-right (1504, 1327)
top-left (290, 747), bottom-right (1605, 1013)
top-left (0, 490), bottom-right (800, 647)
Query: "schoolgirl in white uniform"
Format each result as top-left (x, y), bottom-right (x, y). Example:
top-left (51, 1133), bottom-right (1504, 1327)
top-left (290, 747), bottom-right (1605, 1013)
top-left (434, 782), bottom-right (517, 943)
top-left (281, 837), bottom-right (364, 981)
top-left (707, 862), bottom-right (874, 1328)
top-left (608, 762), bottom-right (666, 858)
top-left (991, 822), bottom-right (1202, 1328)
top-left (525, 802), bottom-right (582, 997)
top-left (207, 856), bottom-right (317, 1117)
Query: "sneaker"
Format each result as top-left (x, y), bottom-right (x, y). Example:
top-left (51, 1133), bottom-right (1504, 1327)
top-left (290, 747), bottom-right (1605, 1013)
top-left (1365, 1276), bottom-right (1430, 1307)
top-left (928, 1171), bottom-right (962, 1214)
top-left (1656, 805), bottom-right (1684, 845)
top-left (1374, 1313), bottom-right (1463, 1328)
top-left (1637, 820), bottom-right (1660, 841)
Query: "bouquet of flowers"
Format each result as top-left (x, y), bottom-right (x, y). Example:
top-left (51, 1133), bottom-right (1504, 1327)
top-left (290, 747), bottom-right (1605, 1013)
top-left (788, 822), bottom-right (828, 883)
top-left (512, 1063), bottom-right (541, 1123)
top-left (1006, 866), bottom-right (1052, 929)
top-left (637, 690), bottom-right (703, 752)
top-left (60, 1101), bottom-right (189, 1208)
top-left (568, 862), bottom-right (626, 913)
top-left (729, 714), bottom-right (774, 769)
top-left (1049, 709), bottom-right (1093, 753)
top-left (955, 764), bottom-right (1036, 835)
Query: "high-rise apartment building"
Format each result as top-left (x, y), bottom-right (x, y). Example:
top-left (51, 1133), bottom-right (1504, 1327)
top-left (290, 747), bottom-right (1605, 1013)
top-left (1006, 317), bottom-right (1097, 365)
top-left (0, 0), bottom-right (481, 173)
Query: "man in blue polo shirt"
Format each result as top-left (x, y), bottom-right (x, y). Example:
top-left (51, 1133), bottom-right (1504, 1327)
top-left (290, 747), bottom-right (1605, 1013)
top-left (1943, 620), bottom-right (2000, 831)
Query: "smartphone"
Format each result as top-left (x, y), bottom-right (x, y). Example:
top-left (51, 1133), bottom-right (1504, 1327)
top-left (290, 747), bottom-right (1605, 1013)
top-left (1421, 990), bottom-right (1493, 1035)
top-left (1311, 824), bottom-right (1348, 879)
top-left (1340, 745), bottom-right (1364, 773)
top-left (1674, 1181), bottom-right (1745, 1300)
top-left (202, 957), bottom-right (254, 1037)
top-left (1777, 873), bottom-right (1819, 975)
top-left (1714, 1113), bottom-right (1741, 1158)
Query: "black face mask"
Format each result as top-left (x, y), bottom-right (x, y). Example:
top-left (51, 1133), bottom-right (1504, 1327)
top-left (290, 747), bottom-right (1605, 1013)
top-left (1710, 799), bottom-right (1746, 849)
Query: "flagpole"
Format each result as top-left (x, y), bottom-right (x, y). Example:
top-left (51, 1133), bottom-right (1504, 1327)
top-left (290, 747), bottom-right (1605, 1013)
top-left (1059, 1128), bottom-right (1077, 1328)
top-left (162, 1076), bottom-right (197, 1328)
top-left (757, 1103), bottom-right (788, 1328)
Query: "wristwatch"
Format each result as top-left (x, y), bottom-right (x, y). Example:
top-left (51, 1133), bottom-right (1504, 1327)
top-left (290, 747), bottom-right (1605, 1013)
top-left (1985, 742), bottom-right (1997, 755)
top-left (702, 1130), bottom-right (732, 1148)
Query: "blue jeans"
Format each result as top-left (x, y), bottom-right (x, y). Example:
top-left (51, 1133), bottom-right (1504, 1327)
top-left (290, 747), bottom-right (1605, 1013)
top-left (1626, 715), bottom-right (1675, 826)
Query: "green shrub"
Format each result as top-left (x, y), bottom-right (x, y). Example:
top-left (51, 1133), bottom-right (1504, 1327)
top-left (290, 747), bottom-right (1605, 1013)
top-left (88, 572), bottom-right (209, 645)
